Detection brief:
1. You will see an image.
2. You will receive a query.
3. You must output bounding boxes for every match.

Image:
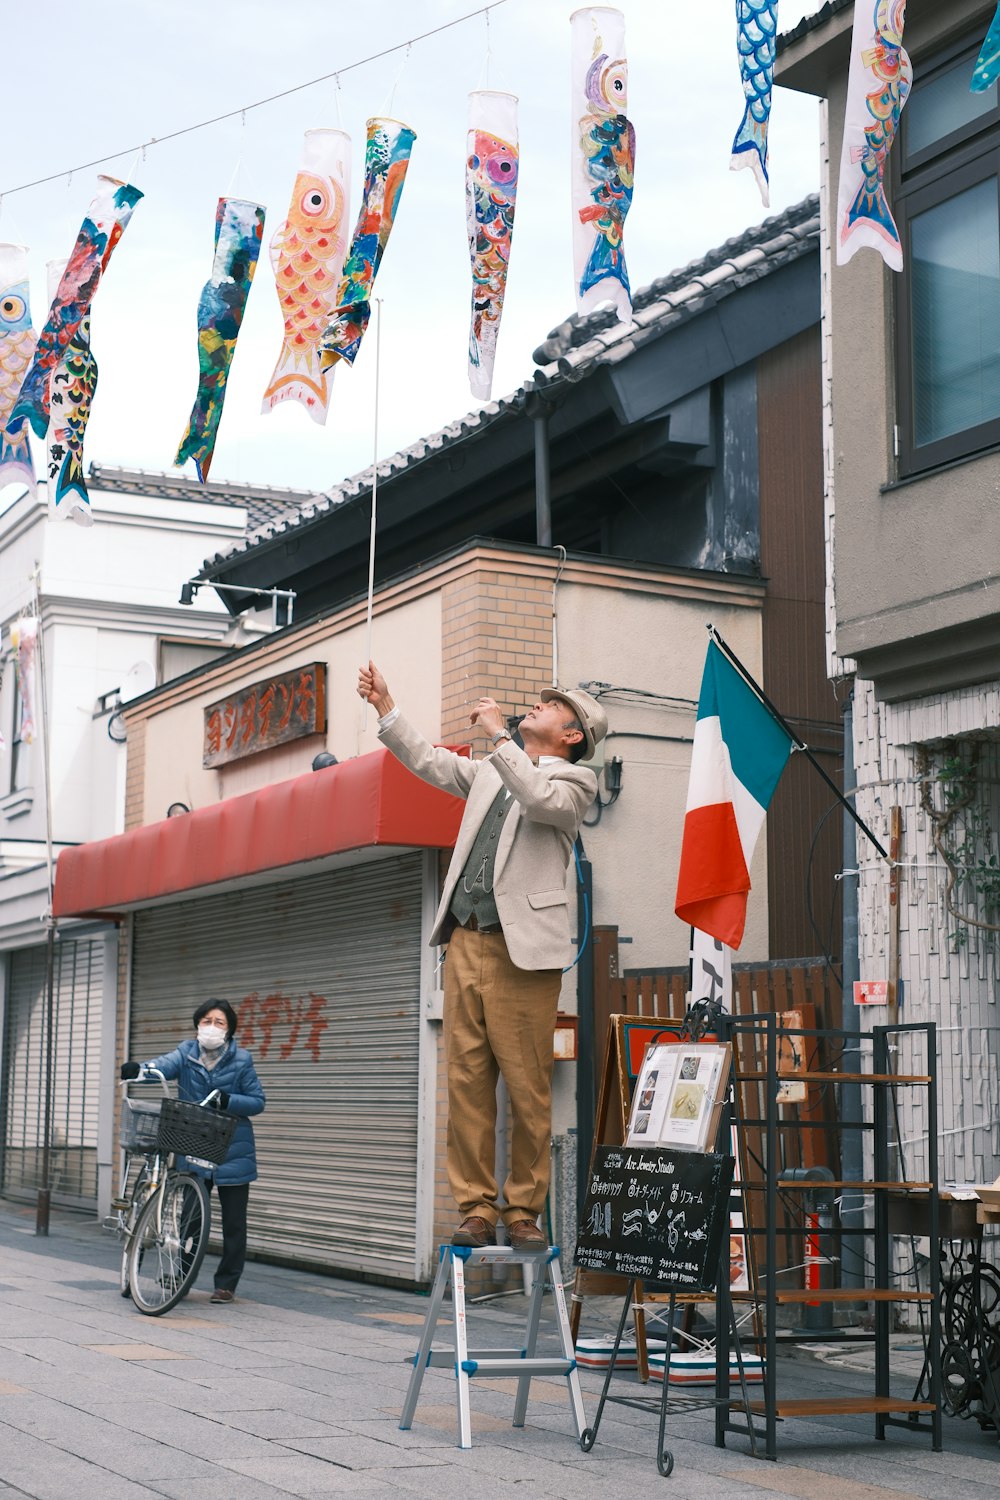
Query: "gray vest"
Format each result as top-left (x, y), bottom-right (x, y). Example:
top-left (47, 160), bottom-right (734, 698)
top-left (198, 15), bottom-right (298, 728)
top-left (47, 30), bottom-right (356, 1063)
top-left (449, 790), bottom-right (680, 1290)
top-left (450, 786), bottom-right (516, 929)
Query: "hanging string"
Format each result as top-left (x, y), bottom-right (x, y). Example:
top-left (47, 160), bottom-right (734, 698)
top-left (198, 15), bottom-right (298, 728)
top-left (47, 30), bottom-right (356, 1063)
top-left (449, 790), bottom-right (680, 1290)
top-left (1, 1), bottom-right (510, 199)
top-left (383, 43), bottom-right (412, 118)
top-left (333, 74), bottom-right (343, 130)
top-left (362, 297), bottom-right (384, 731)
top-left (224, 111), bottom-right (247, 199)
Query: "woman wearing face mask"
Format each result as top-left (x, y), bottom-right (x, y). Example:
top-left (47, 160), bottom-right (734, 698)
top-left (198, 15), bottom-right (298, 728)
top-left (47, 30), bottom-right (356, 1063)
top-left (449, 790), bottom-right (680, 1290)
top-left (121, 999), bottom-right (265, 1304)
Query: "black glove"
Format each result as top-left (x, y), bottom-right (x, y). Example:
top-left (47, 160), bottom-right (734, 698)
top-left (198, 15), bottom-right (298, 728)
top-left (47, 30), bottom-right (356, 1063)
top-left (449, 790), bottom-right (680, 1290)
top-left (120, 1062), bottom-right (141, 1080)
top-left (217, 1090), bottom-right (230, 1111)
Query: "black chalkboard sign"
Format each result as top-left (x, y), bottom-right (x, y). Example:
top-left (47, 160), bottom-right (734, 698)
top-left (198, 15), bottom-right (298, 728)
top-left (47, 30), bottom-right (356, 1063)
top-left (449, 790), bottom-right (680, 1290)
top-left (574, 1145), bottom-right (735, 1291)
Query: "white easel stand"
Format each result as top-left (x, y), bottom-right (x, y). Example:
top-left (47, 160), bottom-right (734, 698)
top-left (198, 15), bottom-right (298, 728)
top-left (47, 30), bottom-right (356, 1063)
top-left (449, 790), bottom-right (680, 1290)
top-left (400, 1243), bottom-right (587, 1450)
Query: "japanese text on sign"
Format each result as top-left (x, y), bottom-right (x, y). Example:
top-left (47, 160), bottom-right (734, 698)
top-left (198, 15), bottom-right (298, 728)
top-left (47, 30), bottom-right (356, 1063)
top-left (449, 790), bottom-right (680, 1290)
top-left (203, 663), bottom-right (327, 768)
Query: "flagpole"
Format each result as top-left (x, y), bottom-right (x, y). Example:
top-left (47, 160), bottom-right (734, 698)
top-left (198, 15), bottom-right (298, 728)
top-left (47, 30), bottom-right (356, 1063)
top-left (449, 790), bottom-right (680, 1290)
top-left (706, 624), bottom-right (889, 863)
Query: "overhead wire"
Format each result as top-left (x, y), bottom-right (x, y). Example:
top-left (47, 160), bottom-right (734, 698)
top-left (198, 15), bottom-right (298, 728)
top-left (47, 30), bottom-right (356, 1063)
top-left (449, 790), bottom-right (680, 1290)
top-left (0, 2), bottom-right (510, 199)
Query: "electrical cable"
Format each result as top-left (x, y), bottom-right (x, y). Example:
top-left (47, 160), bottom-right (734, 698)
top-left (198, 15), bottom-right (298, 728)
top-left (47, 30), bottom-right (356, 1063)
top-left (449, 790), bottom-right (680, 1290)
top-left (563, 838), bottom-right (590, 972)
top-left (0, 2), bottom-right (510, 198)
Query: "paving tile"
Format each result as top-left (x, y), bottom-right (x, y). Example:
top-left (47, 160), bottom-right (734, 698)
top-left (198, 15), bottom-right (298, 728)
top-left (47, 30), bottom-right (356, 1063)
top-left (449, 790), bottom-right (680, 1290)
top-left (86, 1343), bottom-right (192, 1361)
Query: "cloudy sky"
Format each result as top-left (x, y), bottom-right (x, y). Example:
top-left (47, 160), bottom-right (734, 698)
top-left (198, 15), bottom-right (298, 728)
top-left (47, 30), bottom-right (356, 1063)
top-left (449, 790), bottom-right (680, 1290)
top-left (1, 0), bottom-right (824, 503)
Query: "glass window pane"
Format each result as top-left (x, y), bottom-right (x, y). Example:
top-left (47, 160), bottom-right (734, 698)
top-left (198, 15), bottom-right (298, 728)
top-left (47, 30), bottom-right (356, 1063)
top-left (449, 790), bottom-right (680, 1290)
top-left (910, 177), bottom-right (1000, 447)
top-left (906, 56), bottom-right (997, 161)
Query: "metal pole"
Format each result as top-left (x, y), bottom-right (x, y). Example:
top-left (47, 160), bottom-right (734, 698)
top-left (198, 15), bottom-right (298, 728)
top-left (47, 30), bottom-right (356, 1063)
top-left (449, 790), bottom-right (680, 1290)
top-left (30, 565), bottom-right (57, 1237)
top-left (839, 691), bottom-right (864, 1288)
top-left (533, 406), bottom-right (552, 548)
top-left (708, 624), bottom-right (888, 861)
top-left (575, 838), bottom-right (594, 1215)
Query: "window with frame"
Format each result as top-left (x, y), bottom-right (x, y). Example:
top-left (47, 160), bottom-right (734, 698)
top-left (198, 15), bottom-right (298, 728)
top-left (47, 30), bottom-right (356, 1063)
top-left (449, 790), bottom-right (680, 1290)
top-left (894, 30), bottom-right (1000, 477)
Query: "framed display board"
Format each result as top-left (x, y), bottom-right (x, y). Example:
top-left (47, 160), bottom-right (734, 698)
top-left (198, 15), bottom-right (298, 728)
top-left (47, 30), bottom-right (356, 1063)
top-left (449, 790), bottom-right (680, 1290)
top-left (576, 1145), bottom-right (735, 1292)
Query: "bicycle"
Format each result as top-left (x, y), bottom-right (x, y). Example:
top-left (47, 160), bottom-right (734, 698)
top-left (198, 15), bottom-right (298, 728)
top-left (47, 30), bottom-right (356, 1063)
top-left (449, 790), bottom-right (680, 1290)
top-left (108, 1067), bottom-right (236, 1315)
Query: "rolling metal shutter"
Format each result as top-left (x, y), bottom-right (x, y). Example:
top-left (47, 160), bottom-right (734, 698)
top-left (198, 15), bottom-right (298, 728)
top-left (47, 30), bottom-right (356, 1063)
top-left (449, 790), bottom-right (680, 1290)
top-left (129, 853), bottom-right (423, 1281)
top-left (1, 938), bottom-right (103, 1207)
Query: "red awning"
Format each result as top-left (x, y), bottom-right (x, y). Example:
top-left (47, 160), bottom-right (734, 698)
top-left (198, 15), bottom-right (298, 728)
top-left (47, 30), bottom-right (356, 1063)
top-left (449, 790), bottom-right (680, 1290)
top-left (53, 746), bottom-right (467, 919)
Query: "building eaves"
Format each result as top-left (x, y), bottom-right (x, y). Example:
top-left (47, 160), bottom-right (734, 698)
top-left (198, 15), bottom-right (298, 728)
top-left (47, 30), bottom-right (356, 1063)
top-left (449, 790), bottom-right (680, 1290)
top-left (88, 463), bottom-right (315, 533)
top-left (531, 193), bottom-right (819, 374)
top-left (198, 193), bottom-right (820, 580)
top-left (776, 0), bottom-right (852, 56)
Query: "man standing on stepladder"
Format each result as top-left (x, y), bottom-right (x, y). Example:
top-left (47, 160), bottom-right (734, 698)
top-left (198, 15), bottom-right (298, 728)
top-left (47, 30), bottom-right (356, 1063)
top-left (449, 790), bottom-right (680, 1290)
top-left (358, 662), bottom-right (607, 1251)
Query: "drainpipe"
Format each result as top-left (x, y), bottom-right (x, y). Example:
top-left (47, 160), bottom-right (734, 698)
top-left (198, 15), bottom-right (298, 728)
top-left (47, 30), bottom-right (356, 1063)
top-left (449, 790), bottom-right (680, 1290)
top-left (840, 690), bottom-right (864, 1289)
top-left (533, 404), bottom-right (552, 548)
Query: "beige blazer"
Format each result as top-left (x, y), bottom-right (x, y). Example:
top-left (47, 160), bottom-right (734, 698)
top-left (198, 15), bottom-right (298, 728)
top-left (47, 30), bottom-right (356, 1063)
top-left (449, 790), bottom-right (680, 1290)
top-left (379, 713), bottom-right (597, 970)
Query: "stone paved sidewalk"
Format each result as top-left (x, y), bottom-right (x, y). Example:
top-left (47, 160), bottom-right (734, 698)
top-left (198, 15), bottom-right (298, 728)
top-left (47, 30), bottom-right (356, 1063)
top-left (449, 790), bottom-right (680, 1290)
top-left (0, 1200), bottom-right (998, 1498)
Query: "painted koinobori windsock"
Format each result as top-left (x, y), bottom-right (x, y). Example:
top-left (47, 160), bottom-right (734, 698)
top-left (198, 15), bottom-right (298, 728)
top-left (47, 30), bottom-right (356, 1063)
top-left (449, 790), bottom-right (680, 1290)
top-left (43, 256), bottom-right (96, 527)
top-left (571, 5), bottom-right (635, 321)
top-left (731, 1), bottom-right (779, 207)
top-left (262, 128), bottom-right (350, 422)
top-left (8, 176), bottom-right (143, 442)
top-left (466, 91), bottom-right (518, 401)
top-left (9, 616), bottom-right (38, 746)
top-left (836, 0), bottom-right (911, 270)
top-left (176, 198), bottom-right (266, 482)
top-left (319, 118), bottom-right (416, 373)
top-left (0, 244), bottom-right (38, 495)
top-left (972, 5), bottom-right (1000, 91)
top-left (675, 640), bottom-right (793, 950)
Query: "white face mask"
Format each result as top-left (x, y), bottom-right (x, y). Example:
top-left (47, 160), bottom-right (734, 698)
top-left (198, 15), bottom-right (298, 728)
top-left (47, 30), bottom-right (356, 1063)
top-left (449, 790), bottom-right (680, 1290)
top-left (198, 1023), bottom-right (227, 1050)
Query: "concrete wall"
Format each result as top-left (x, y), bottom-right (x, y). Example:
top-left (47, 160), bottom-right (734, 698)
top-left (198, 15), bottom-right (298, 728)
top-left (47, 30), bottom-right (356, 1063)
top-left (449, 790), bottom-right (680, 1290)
top-left (781, 1), bottom-right (1000, 664)
top-left (138, 590), bottom-right (443, 822)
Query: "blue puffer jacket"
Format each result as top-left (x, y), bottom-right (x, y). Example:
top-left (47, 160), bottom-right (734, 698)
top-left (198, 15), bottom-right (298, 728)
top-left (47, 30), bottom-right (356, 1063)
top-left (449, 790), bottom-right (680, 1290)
top-left (145, 1038), bottom-right (265, 1186)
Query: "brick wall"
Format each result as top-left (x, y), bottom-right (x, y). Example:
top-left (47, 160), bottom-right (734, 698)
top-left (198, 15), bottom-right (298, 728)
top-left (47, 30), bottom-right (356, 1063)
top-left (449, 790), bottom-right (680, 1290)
top-left (122, 715), bottom-right (147, 833)
top-left (440, 561), bottom-right (554, 740)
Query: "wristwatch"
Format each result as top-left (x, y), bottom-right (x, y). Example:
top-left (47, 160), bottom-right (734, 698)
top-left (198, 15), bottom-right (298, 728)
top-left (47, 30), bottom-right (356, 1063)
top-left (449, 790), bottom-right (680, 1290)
top-left (491, 729), bottom-right (512, 746)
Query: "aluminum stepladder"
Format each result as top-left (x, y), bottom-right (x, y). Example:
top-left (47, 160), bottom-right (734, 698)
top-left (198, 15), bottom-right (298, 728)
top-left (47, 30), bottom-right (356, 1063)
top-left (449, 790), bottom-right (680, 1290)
top-left (400, 1243), bottom-right (587, 1450)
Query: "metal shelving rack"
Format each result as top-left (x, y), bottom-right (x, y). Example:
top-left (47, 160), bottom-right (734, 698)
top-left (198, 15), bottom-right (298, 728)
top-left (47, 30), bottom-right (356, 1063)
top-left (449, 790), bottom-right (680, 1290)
top-left (716, 1014), bottom-right (942, 1461)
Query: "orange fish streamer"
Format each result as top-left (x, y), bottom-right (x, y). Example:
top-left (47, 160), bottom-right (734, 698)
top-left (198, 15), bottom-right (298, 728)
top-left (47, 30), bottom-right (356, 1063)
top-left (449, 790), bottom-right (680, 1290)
top-left (262, 129), bottom-right (351, 423)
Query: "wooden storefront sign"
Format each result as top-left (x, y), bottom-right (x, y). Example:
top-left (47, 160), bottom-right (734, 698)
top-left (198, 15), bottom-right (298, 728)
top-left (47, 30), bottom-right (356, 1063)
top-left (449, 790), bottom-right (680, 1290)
top-left (203, 663), bottom-right (327, 768)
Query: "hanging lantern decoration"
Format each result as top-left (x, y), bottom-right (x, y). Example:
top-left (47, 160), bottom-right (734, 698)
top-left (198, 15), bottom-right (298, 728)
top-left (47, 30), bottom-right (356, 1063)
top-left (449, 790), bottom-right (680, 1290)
top-left (730, 1), bottom-right (779, 207)
top-left (571, 5), bottom-right (635, 322)
top-left (836, 1), bottom-right (911, 270)
top-left (176, 197), bottom-right (266, 483)
top-left (320, 117), bottom-right (416, 373)
top-left (8, 176), bottom-right (143, 441)
top-left (262, 128), bottom-right (351, 423)
top-left (9, 616), bottom-right (38, 746)
top-left (0, 243), bottom-right (38, 495)
top-left (465, 90), bottom-right (518, 401)
top-left (972, 6), bottom-right (1000, 92)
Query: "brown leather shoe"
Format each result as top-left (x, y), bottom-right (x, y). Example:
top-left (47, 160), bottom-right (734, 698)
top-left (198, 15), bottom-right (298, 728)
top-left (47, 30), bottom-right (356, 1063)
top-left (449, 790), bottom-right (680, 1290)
top-left (451, 1216), bottom-right (496, 1248)
top-left (507, 1219), bottom-right (546, 1251)
top-left (210, 1288), bottom-right (235, 1303)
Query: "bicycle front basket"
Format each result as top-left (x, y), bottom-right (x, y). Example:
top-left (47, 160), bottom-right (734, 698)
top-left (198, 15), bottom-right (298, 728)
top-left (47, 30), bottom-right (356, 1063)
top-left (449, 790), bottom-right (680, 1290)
top-left (120, 1098), bottom-right (162, 1153)
top-left (157, 1098), bottom-right (236, 1166)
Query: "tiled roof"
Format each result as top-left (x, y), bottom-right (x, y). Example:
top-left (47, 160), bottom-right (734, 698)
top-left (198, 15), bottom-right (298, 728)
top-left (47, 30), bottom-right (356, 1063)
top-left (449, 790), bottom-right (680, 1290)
top-left (776, 0), bottom-right (852, 56)
top-left (199, 194), bottom-right (820, 576)
top-left (88, 464), bottom-right (315, 534)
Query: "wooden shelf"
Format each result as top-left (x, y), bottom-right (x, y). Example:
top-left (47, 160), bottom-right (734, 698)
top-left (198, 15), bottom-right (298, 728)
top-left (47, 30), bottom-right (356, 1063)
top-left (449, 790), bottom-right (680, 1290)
top-left (738, 1397), bottom-right (935, 1418)
top-left (732, 1288), bottom-right (933, 1304)
top-left (742, 1180), bottom-right (933, 1192)
top-left (735, 1072), bottom-right (931, 1084)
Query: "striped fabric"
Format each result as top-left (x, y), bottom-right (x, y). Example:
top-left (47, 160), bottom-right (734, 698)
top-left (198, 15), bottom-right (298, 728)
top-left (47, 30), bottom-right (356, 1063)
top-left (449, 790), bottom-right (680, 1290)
top-left (675, 641), bottom-right (792, 949)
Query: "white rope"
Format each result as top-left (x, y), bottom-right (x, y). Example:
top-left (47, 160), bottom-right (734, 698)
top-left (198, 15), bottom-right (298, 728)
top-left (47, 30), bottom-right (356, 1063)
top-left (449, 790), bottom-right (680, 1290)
top-left (362, 298), bottom-right (383, 730)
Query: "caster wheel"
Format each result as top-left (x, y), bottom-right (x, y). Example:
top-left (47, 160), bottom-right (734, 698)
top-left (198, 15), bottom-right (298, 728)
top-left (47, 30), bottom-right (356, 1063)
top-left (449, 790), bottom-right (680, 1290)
top-left (580, 1427), bottom-right (596, 1452)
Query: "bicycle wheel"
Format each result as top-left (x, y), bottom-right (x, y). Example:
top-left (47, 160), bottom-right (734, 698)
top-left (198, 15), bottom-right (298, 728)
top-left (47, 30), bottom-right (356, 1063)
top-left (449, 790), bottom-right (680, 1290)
top-left (127, 1173), bottom-right (210, 1316)
top-left (120, 1163), bottom-right (154, 1297)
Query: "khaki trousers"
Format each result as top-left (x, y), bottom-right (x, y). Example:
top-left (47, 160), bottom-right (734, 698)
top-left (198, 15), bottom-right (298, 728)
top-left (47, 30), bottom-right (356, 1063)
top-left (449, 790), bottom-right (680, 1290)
top-left (443, 924), bottom-right (561, 1226)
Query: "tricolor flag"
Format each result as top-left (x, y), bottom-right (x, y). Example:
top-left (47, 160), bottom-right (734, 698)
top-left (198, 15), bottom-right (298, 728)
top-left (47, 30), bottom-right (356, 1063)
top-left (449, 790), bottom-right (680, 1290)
top-left (675, 640), bottom-right (793, 949)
